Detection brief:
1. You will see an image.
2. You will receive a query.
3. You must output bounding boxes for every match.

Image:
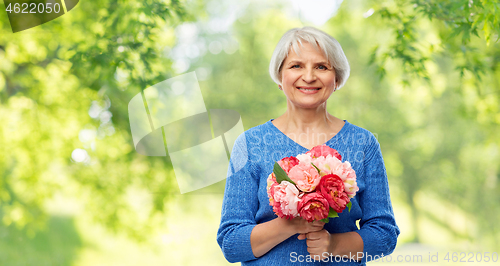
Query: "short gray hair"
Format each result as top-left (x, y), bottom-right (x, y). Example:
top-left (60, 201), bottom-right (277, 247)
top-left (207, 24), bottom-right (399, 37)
top-left (269, 27), bottom-right (350, 90)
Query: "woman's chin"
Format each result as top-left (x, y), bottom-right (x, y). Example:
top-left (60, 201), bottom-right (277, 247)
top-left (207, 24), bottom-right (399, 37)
top-left (290, 100), bottom-right (326, 109)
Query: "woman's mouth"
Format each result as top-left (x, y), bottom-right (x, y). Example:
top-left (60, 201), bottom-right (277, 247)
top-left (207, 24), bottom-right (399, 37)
top-left (297, 87), bottom-right (321, 94)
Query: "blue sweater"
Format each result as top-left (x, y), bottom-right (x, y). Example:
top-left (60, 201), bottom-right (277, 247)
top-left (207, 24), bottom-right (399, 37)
top-left (217, 119), bottom-right (400, 265)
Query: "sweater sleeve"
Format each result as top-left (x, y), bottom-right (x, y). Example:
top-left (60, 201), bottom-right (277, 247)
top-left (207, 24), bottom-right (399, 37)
top-left (355, 133), bottom-right (400, 263)
top-left (216, 133), bottom-right (259, 263)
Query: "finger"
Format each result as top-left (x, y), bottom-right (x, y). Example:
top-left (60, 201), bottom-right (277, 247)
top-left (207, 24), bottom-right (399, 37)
top-left (306, 239), bottom-right (328, 248)
top-left (297, 233), bottom-right (306, 240)
top-left (307, 250), bottom-right (326, 260)
top-left (306, 240), bottom-right (319, 248)
top-left (306, 224), bottom-right (323, 231)
top-left (307, 233), bottom-right (329, 244)
top-left (307, 248), bottom-right (327, 257)
top-left (305, 231), bottom-right (322, 240)
top-left (311, 223), bottom-right (324, 229)
top-left (313, 220), bottom-right (326, 226)
top-left (306, 236), bottom-right (328, 245)
top-left (310, 225), bottom-right (324, 231)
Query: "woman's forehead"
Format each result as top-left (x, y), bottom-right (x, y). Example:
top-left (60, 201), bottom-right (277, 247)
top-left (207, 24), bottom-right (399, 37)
top-left (285, 43), bottom-right (329, 63)
top-left (289, 41), bottom-right (321, 54)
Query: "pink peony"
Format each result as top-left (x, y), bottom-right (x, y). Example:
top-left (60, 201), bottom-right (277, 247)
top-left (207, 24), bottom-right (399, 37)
top-left (277, 156), bottom-right (300, 174)
top-left (267, 173), bottom-right (279, 206)
top-left (297, 192), bottom-right (329, 222)
top-left (312, 154), bottom-right (343, 176)
top-left (295, 153), bottom-right (313, 165)
top-left (306, 144), bottom-right (342, 160)
top-left (313, 156), bottom-right (359, 198)
top-left (270, 181), bottom-right (301, 219)
top-left (328, 161), bottom-right (358, 198)
top-left (288, 163), bottom-right (321, 192)
top-left (317, 174), bottom-right (350, 213)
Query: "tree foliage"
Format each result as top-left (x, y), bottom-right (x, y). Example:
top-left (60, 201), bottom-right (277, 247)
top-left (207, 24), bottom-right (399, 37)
top-left (369, 0), bottom-right (500, 91)
top-left (0, 0), bottom-right (204, 240)
top-left (365, 0), bottom-right (500, 245)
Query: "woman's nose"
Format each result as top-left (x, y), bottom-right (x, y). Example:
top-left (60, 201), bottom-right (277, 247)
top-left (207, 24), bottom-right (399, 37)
top-left (302, 68), bottom-right (316, 83)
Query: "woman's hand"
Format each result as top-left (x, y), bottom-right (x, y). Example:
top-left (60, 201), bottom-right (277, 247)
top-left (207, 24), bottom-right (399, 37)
top-left (250, 217), bottom-right (325, 258)
top-left (285, 217), bottom-right (325, 235)
top-left (298, 229), bottom-right (332, 261)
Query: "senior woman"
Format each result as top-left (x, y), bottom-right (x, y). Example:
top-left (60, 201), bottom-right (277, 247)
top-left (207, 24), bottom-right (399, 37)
top-left (217, 26), bottom-right (399, 265)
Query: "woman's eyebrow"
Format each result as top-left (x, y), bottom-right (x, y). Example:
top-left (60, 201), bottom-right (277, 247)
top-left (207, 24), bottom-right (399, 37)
top-left (287, 60), bottom-right (331, 66)
top-left (287, 60), bottom-right (303, 66)
top-left (316, 61), bottom-right (331, 66)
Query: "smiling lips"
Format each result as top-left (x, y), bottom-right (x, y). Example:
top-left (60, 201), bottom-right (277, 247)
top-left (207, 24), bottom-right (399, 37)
top-left (297, 86), bottom-right (321, 94)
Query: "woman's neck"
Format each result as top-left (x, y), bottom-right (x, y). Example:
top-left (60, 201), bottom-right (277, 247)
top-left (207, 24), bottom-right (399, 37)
top-left (271, 102), bottom-right (345, 150)
top-left (279, 102), bottom-right (334, 133)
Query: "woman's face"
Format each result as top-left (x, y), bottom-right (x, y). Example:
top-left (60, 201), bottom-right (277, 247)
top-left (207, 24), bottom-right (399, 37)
top-left (280, 42), bottom-right (336, 109)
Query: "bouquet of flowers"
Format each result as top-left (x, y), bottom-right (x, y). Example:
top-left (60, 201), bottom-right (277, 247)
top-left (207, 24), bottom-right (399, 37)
top-left (267, 144), bottom-right (359, 223)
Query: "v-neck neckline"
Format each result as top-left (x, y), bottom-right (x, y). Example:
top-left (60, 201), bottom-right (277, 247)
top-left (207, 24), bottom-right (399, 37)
top-left (267, 118), bottom-right (349, 151)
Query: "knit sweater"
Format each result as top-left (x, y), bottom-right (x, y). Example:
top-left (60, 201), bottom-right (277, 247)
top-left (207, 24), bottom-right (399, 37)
top-left (217, 119), bottom-right (400, 265)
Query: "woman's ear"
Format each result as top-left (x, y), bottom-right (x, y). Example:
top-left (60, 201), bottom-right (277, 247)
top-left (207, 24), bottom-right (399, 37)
top-left (334, 77), bottom-right (339, 91)
top-left (278, 73), bottom-right (283, 90)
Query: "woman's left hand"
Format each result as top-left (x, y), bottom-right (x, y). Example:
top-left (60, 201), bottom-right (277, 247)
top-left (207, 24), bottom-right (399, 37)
top-left (298, 229), bottom-right (333, 260)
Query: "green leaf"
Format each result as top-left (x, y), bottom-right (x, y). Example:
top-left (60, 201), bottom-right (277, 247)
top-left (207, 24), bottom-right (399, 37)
top-left (483, 19), bottom-right (491, 46)
top-left (347, 201), bottom-right (352, 212)
top-left (273, 162), bottom-right (296, 185)
top-left (311, 162), bottom-right (320, 174)
top-left (368, 44), bottom-right (379, 65)
top-left (320, 218), bottom-right (330, 223)
top-left (328, 208), bottom-right (339, 218)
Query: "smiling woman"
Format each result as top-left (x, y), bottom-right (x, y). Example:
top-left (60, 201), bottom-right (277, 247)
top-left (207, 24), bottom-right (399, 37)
top-left (279, 42), bottom-right (337, 109)
top-left (217, 26), bottom-right (399, 265)
top-left (269, 27), bottom-right (351, 150)
top-left (269, 27), bottom-right (350, 92)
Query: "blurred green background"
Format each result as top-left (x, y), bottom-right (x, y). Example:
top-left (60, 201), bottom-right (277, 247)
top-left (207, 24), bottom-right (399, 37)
top-left (0, 0), bottom-right (499, 265)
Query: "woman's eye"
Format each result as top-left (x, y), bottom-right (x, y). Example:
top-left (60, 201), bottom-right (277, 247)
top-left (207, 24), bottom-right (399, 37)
top-left (291, 65), bottom-right (300, 68)
top-left (318, 65), bottom-right (328, 70)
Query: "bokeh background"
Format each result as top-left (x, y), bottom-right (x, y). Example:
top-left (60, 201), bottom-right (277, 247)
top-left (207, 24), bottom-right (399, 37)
top-left (1, 0), bottom-right (499, 265)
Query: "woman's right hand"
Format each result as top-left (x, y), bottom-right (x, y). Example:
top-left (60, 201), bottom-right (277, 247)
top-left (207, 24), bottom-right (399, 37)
top-left (284, 217), bottom-right (325, 236)
top-left (250, 217), bottom-right (326, 258)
